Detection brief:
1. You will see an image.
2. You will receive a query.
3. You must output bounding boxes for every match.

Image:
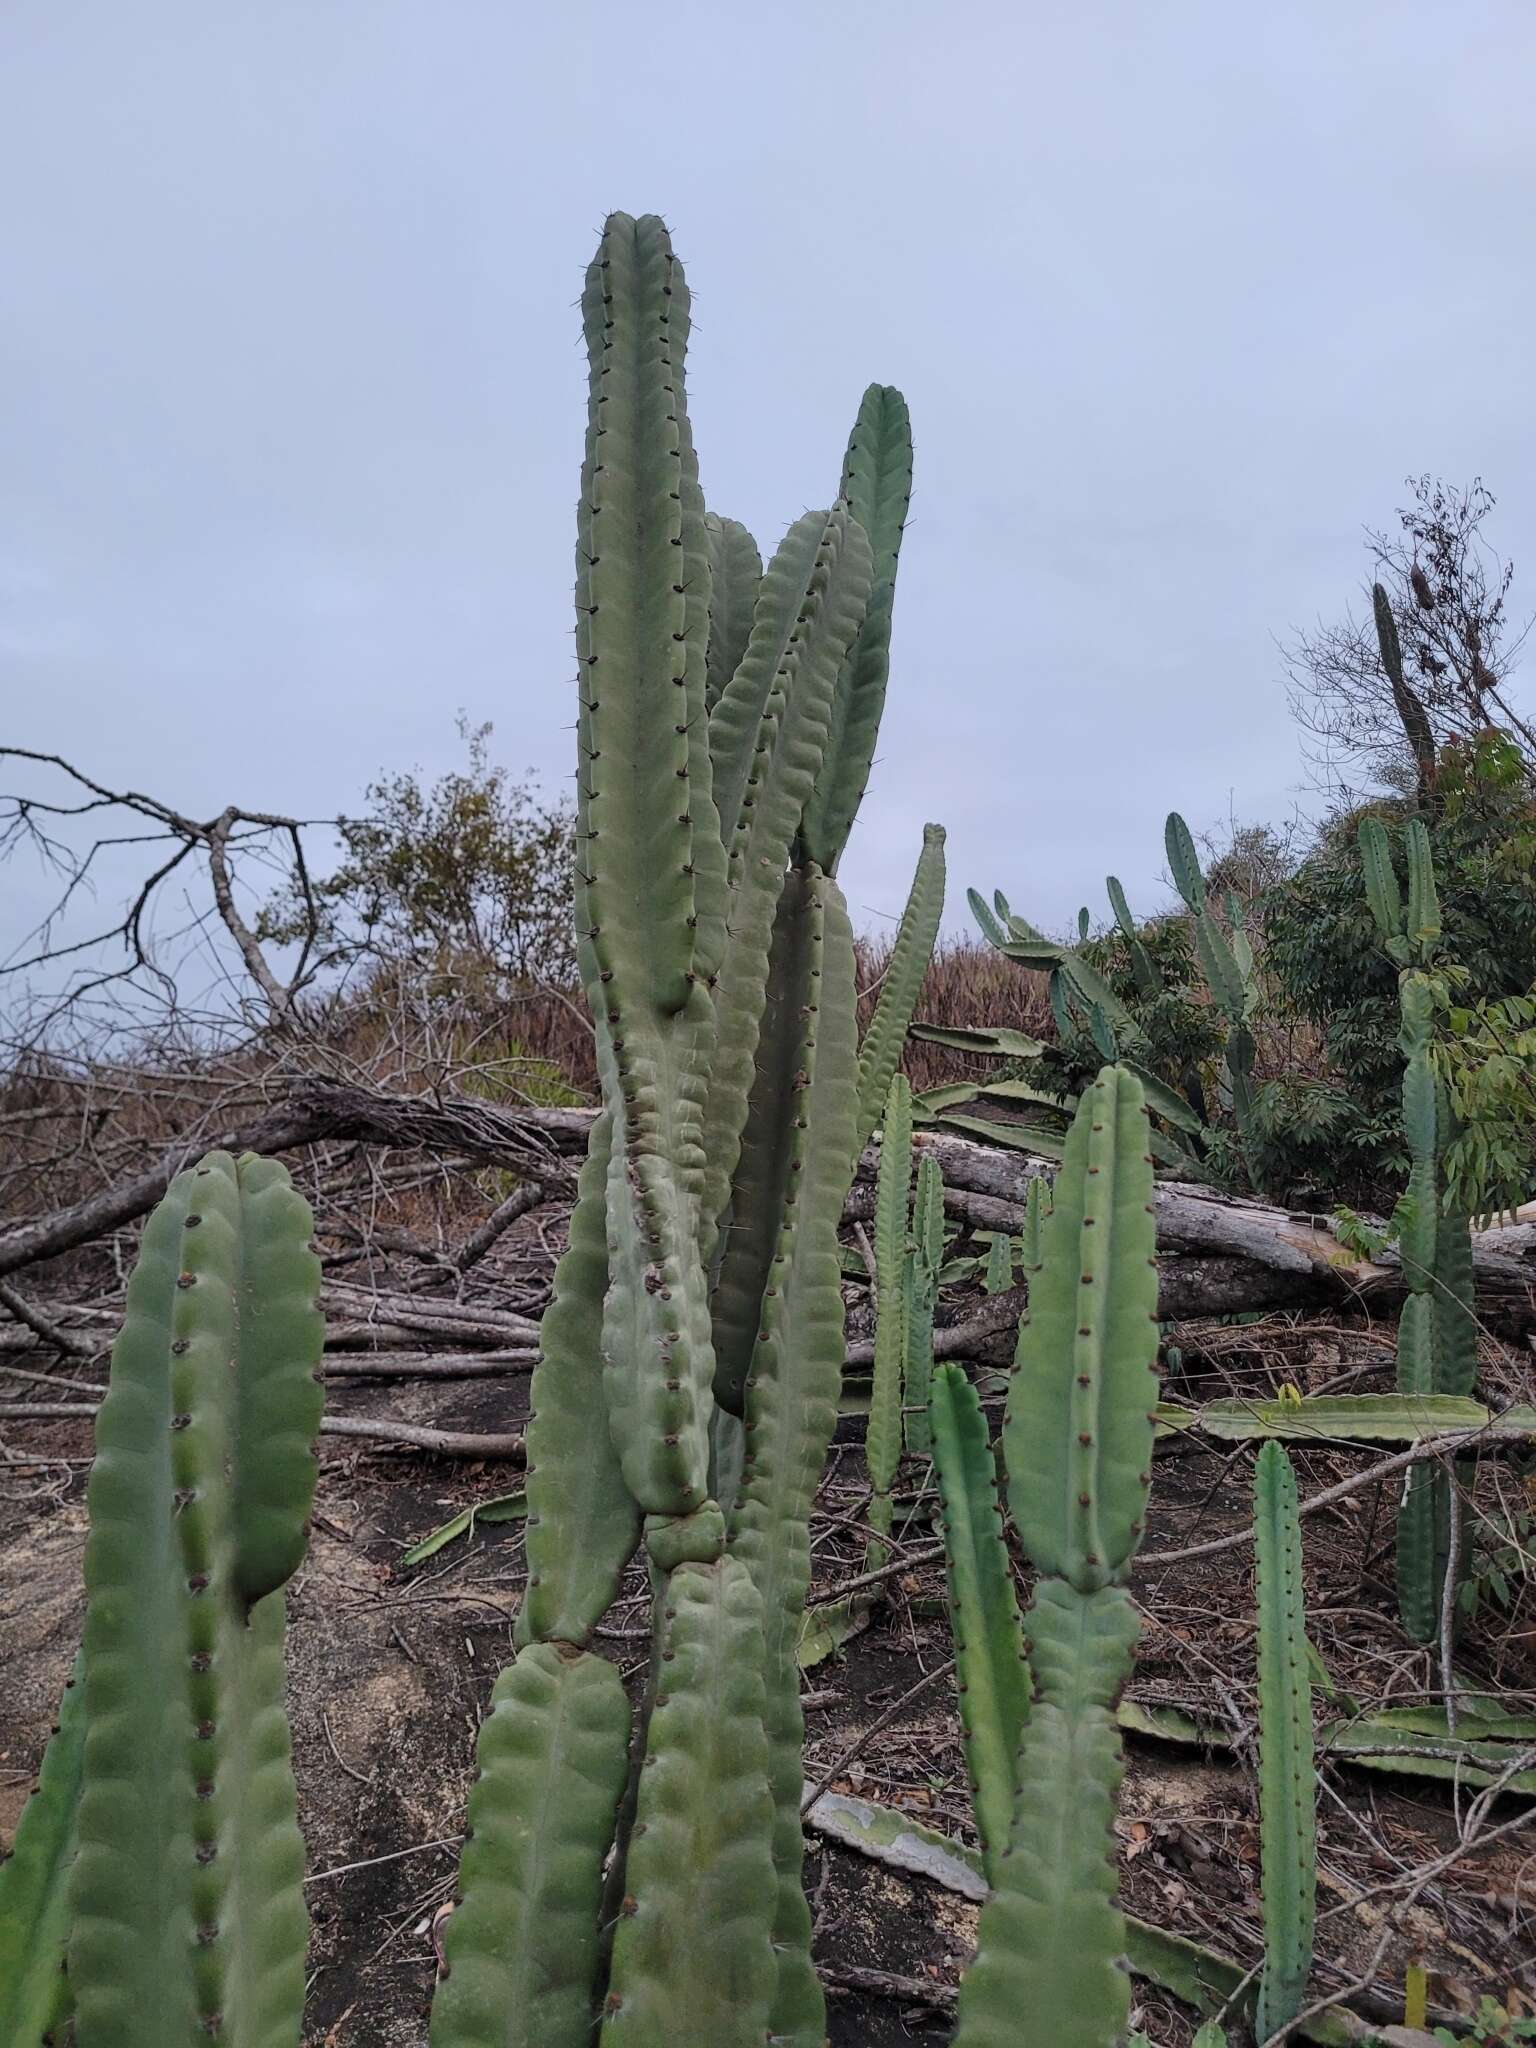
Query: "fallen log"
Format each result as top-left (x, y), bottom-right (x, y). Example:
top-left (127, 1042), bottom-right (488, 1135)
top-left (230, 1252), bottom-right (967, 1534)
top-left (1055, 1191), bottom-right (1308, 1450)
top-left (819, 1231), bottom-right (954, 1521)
top-left (4, 1092), bottom-right (1532, 1348)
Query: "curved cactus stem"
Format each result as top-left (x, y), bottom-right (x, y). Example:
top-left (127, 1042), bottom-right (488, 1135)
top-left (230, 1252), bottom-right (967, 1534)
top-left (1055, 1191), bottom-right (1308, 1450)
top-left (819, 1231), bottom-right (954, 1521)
top-left (1004, 1070), bottom-right (1160, 1592)
top-left (929, 1365), bottom-right (1028, 1884)
top-left (903, 1152), bottom-right (944, 1455)
top-left (576, 214), bottom-right (718, 1519)
top-left (601, 1560), bottom-right (778, 2046)
top-left (1106, 875), bottom-right (1162, 995)
top-left (727, 870), bottom-right (859, 2046)
top-left (710, 870), bottom-right (827, 1419)
top-left (1253, 1443), bottom-right (1317, 2040)
top-left (698, 507), bottom-right (871, 1267)
top-left (798, 383), bottom-right (913, 871)
top-left (968, 886), bottom-right (1010, 948)
top-left (1164, 812), bottom-right (1206, 912)
top-left (0, 1654), bottom-right (84, 2045)
top-left (867, 1073), bottom-right (913, 1556)
top-left (954, 1581), bottom-right (1139, 2048)
top-left (703, 512), bottom-right (762, 713)
top-left (854, 822), bottom-right (946, 1148)
top-left (517, 1110), bottom-right (641, 1648)
top-left (429, 1643), bottom-right (631, 2048)
top-left (71, 1150), bottom-right (322, 2048)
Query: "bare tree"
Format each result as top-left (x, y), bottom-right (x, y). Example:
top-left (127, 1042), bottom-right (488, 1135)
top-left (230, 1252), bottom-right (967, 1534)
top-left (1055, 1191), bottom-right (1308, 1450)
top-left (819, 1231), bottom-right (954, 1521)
top-left (1284, 476), bottom-right (1536, 800)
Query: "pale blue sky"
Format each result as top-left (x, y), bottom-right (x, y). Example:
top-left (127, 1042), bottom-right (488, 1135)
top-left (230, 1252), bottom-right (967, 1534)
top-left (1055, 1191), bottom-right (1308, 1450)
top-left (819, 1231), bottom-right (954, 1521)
top-left (3, 0), bottom-right (1533, 988)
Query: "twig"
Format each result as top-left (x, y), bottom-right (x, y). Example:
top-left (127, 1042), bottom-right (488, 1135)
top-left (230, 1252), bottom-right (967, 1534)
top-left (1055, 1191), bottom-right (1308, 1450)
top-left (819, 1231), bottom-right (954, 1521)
top-left (1141, 1427), bottom-right (1506, 1567)
top-left (456, 1182), bottom-right (547, 1270)
top-left (801, 1658), bottom-right (954, 1817)
top-left (0, 1401), bottom-right (525, 1461)
top-left (0, 1278), bottom-right (94, 1357)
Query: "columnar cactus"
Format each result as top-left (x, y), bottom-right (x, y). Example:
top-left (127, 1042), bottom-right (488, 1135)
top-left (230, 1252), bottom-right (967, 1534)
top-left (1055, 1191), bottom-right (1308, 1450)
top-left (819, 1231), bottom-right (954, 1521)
top-left (929, 1068), bottom-right (1161, 2048)
top-left (70, 1150), bottom-right (323, 2048)
top-left (867, 1074), bottom-right (914, 1559)
top-left (1253, 1442), bottom-right (1317, 2038)
top-left (433, 213), bottom-right (943, 2048)
top-left (903, 1151), bottom-right (944, 1457)
top-left (1358, 813), bottom-right (1478, 1641)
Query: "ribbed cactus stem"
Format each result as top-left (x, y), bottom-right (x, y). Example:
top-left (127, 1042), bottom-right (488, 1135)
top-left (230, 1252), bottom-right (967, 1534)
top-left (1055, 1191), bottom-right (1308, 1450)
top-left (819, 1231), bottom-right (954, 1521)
top-left (854, 823), bottom-right (946, 1147)
top-left (71, 1151), bottom-right (322, 2048)
top-left (952, 1071), bottom-right (1159, 2048)
top-left (928, 1365), bottom-right (1028, 1883)
top-left (1253, 1443), bottom-right (1317, 2039)
top-left (430, 1644), bottom-right (632, 2048)
top-left (0, 1655), bottom-right (85, 2045)
top-left (867, 1073), bottom-right (913, 1558)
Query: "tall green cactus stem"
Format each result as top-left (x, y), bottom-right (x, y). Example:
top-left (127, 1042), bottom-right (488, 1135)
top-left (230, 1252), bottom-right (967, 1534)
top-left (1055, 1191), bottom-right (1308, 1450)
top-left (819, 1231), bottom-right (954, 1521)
top-left (903, 1151), bottom-right (944, 1455)
top-left (699, 506), bottom-right (872, 1267)
top-left (1165, 813), bottom-right (1258, 1135)
top-left (928, 1365), bottom-right (1028, 1883)
top-left (70, 1150), bottom-right (322, 2048)
top-left (703, 512), bottom-right (762, 712)
top-left (601, 1560), bottom-right (778, 2045)
top-left (1106, 875), bottom-right (1162, 997)
top-left (577, 213), bottom-right (719, 1519)
top-left (984, 1232), bottom-right (1015, 1294)
top-left (430, 1645), bottom-right (632, 2048)
top-left (1253, 1443), bottom-right (1317, 2040)
top-left (726, 871), bottom-right (859, 2046)
top-left (854, 821), bottom-right (946, 1146)
top-left (1358, 818), bottom-right (1477, 1641)
top-left (1020, 1175), bottom-right (1048, 1278)
top-left (954, 1070), bottom-right (1158, 2048)
top-left (0, 1656), bottom-right (85, 2045)
top-left (516, 1111), bottom-right (641, 1648)
top-left (1003, 1070), bottom-right (1160, 1592)
top-left (867, 1073), bottom-right (914, 1559)
top-left (798, 383), bottom-right (913, 871)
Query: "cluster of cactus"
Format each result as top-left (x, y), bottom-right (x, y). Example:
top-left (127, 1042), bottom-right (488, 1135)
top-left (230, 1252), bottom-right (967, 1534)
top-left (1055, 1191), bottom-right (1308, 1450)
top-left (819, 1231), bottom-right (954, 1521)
top-left (927, 814), bottom-right (1260, 1180)
top-left (430, 212), bottom-right (946, 2048)
top-left (1358, 812), bottom-right (1479, 1642)
top-left (0, 1149), bottom-right (325, 2047)
top-left (928, 1066), bottom-right (1163, 2047)
top-left (1, 213), bottom-right (947, 2048)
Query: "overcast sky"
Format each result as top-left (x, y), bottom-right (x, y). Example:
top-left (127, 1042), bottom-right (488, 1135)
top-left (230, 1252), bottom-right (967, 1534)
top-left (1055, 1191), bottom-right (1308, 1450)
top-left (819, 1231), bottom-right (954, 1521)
top-left (3, 0), bottom-right (1534, 990)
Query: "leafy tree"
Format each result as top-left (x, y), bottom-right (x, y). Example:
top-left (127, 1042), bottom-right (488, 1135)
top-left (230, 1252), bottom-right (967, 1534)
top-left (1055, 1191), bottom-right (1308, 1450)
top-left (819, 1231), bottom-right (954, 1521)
top-left (1283, 475), bottom-right (1536, 801)
top-left (258, 719), bottom-right (575, 989)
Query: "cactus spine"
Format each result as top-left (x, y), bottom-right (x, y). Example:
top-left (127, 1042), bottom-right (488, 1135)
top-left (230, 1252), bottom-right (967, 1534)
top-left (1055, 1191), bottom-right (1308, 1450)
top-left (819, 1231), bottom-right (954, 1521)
top-left (930, 1068), bottom-right (1161, 2048)
top-left (436, 215), bottom-right (940, 2048)
top-left (1358, 814), bottom-right (1478, 1641)
top-left (70, 1150), bottom-right (323, 2048)
top-left (1253, 1442), bottom-right (1317, 2039)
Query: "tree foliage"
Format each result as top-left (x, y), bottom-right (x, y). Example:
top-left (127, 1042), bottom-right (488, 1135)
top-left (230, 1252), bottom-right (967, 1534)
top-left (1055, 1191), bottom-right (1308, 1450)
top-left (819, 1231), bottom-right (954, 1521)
top-left (258, 720), bottom-right (575, 990)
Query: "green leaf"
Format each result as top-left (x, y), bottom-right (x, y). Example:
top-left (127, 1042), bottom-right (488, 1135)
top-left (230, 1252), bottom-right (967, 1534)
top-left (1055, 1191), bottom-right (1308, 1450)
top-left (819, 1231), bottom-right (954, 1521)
top-left (402, 1491), bottom-right (529, 1568)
